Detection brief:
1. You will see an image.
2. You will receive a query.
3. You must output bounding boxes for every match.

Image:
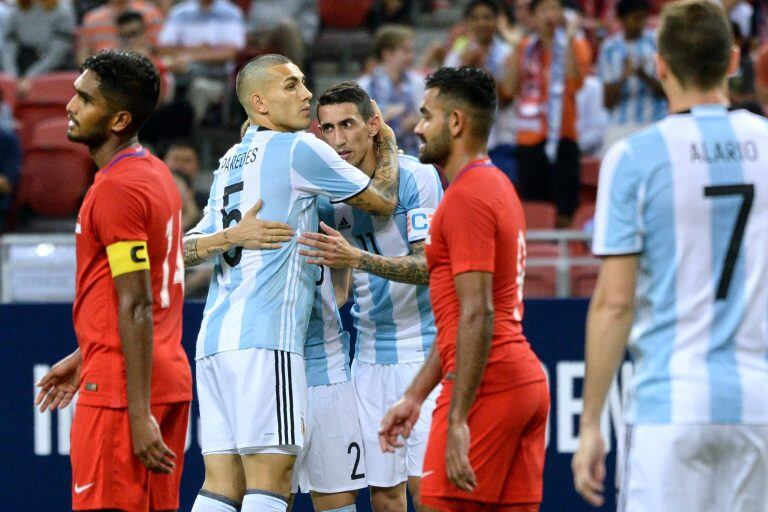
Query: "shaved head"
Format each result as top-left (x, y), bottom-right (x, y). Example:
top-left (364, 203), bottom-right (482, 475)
top-left (236, 54), bottom-right (294, 115)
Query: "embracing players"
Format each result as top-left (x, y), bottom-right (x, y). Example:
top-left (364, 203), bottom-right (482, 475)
top-left (35, 50), bottom-right (192, 512)
top-left (379, 67), bottom-right (550, 512)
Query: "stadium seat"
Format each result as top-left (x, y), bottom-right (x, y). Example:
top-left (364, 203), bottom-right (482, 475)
top-left (524, 242), bottom-right (559, 298)
top-left (0, 72), bottom-right (18, 112)
top-left (571, 265), bottom-right (599, 297)
top-left (581, 155), bottom-right (600, 188)
top-left (17, 148), bottom-right (93, 216)
top-left (570, 201), bottom-right (596, 256)
top-left (319, 0), bottom-right (373, 28)
top-left (523, 201), bottom-right (557, 230)
top-left (28, 117), bottom-right (88, 155)
top-left (15, 72), bottom-right (79, 149)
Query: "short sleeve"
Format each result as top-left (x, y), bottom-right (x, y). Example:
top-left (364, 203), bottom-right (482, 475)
top-left (592, 140), bottom-right (644, 255)
top-left (91, 178), bottom-right (148, 246)
top-left (402, 164), bottom-right (443, 243)
top-left (187, 174), bottom-right (220, 236)
top-left (291, 135), bottom-right (370, 203)
top-left (442, 185), bottom-right (497, 275)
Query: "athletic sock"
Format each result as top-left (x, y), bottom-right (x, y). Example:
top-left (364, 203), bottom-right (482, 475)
top-left (191, 490), bottom-right (240, 512)
top-left (241, 489), bottom-right (288, 512)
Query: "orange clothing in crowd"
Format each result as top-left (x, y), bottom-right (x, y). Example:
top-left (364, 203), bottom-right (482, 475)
top-left (514, 36), bottom-right (591, 147)
top-left (78, 1), bottom-right (164, 56)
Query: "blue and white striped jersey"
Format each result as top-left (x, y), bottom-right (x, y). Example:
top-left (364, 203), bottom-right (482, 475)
top-left (333, 155), bottom-right (443, 364)
top-left (593, 105), bottom-right (768, 425)
top-left (304, 197), bottom-right (351, 386)
top-left (190, 126), bottom-right (370, 360)
top-left (598, 30), bottom-right (667, 125)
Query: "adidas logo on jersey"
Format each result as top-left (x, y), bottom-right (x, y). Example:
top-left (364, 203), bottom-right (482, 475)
top-left (337, 217), bottom-right (351, 231)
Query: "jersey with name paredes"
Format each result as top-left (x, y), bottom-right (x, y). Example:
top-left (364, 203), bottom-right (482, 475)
top-left (189, 127), bottom-right (370, 360)
top-left (304, 197), bottom-right (351, 386)
top-left (333, 155), bottom-right (443, 364)
top-left (593, 105), bottom-right (768, 425)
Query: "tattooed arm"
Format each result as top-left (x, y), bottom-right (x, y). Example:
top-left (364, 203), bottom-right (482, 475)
top-left (183, 199), bottom-right (294, 267)
top-left (299, 222), bottom-right (429, 285)
top-left (341, 100), bottom-right (399, 216)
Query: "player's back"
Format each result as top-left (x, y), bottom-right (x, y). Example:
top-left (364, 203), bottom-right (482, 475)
top-left (74, 146), bottom-right (190, 408)
top-left (191, 126), bottom-right (369, 360)
top-left (593, 105), bottom-right (768, 424)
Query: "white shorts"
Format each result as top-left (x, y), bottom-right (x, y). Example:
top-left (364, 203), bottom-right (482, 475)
top-left (196, 348), bottom-right (306, 456)
top-left (291, 380), bottom-right (368, 494)
top-left (352, 359), bottom-right (439, 488)
top-left (619, 424), bottom-right (768, 512)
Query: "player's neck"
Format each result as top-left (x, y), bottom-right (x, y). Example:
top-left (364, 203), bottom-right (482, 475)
top-left (442, 146), bottom-right (488, 183)
top-left (667, 87), bottom-right (729, 114)
top-left (91, 136), bottom-right (139, 169)
top-left (359, 145), bottom-right (377, 177)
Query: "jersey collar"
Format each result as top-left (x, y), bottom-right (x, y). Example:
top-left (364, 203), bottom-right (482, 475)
top-left (454, 157), bottom-right (493, 182)
top-left (101, 144), bottom-right (147, 174)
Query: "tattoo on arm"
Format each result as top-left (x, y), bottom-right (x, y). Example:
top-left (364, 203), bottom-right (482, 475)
top-left (346, 139), bottom-right (399, 214)
top-left (357, 243), bottom-right (429, 285)
top-left (183, 236), bottom-right (225, 267)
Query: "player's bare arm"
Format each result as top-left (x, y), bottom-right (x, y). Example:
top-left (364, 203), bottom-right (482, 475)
top-left (573, 255), bottom-right (637, 507)
top-left (342, 101), bottom-right (400, 216)
top-left (299, 222), bottom-right (429, 285)
top-left (183, 199), bottom-right (294, 267)
top-left (447, 271), bottom-right (496, 493)
top-left (379, 345), bottom-right (442, 452)
top-left (114, 269), bottom-right (176, 475)
top-left (35, 348), bottom-right (82, 412)
top-left (330, 266), bottom-right (352, 307)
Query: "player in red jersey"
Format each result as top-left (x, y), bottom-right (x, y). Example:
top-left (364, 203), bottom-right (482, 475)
top-left (379, 67), bottom-right (550, 512)
top-left (34, 50), bottom-right (192, 512)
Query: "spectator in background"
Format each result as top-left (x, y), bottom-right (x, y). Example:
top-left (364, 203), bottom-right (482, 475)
top-left (0, 123), bottom-right (20, 232)
top-left (507, 0), bottom-right (591, 226)
top-left (158, 0), bottom-right (245, 125)
top-left (729, 21), bottom-right (756, 106)
top-left (163, 139), bottom-right (207, 209)
top-left (757, 40), bottom-right (768, 108)
top-left (359, 24), bottom-right (423, 157)
top-left (368, 0), bottom-right (414, 30)
top-left (598, 0), bottom-right (666, 152)
top-left (445, 0), bottom-right (518, 181)
top-left (0, 0), bottom-right (11, 34)
top-left (246, 0), bottom-right (318, 67)
top-left (576, 72), bottom-right (608, 156)
top-left (1, 0), bottom-right (76, 97)
top-left (76, 0), bottom-right (163, 64)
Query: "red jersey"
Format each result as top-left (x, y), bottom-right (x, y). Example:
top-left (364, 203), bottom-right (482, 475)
top-left (73, 145), bottom-right (192, 408)
top-left (425, 158), bottom-right (544, 393)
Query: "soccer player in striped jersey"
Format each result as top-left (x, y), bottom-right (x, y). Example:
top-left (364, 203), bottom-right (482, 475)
top-left (183, 55), bottom-right (401, 512)
top-left (572, 2), bottom-right (768, 511)
top-left (290, 197), bottom-right (368, 512)
top-left (299, 82), bottom-right (443, 511)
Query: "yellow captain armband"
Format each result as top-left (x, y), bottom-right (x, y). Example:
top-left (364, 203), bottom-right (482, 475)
top-left (106, 240), bottom-right (150, 277)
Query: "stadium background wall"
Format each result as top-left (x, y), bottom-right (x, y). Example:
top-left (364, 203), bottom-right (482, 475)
top-left (1, 300), bottom-right (631, 512)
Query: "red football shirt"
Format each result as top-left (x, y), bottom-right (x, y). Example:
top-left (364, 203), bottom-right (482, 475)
top-left (73, 145), bottom-right (192, 408)
top-left (425, 158), bottom-right (545, 393)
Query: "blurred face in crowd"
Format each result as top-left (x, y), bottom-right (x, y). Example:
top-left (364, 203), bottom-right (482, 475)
top-left (118, 18), bottom-right (148, 51)
top-left (66, 70), bottom-right (114, 147)
top-left (258, 63), bottom-right (312, 131)
top-left (164, 146), bottom-right (200, 179)
top-left (515, 0), bottom-right (533, 31)
top-left (415, 88), bottom-right (452, 166)
top-left (385, 37), bottom-right (416, 73)
top-left (533, 0), bottom-right (564, 38)
top-left (318, 102), bottom-right (378, 169)
top-left (467, 4), bottom-right (497, 46)
top-left (620, 9), bottom-right (649, 40)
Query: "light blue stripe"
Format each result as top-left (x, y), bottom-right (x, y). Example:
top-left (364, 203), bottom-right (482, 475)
top-left (627, 126), bottom-right (676, 423)
top-left (693, 108), bottom-right (744, 423)
top-left (305, 272), bottom-right (331, 386)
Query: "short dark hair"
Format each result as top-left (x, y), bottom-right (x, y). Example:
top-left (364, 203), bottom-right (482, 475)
top-left (164, 138), bottom-right (199, 156)
top-left (236, 53), bottom-right (294, 108)
top-left (116, 9), bottom-right (144, 26)
top-left (425, 67), bottom-right (497, 139)
top-left (616, 0), bottom-right (650, 18)
top-left (317, 81), bottom-right (374, 121)
top-left (529, 0), bottom-right (563, 13)
top-left (657, 0), bottom-right (733, 91)
top-left (81, 50), bottom-right (159, 134)
top-left (373, 24), bottom-right (413, 60)
top-left (464, 0), bottom-right (500, 19)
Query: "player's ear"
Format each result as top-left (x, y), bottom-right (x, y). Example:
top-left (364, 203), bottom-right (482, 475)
top-left (449, 109), bottom-right (464, 138)
top-left (368, 113), bottom-right (381, 139)
top-left (726, 45), bottom-right (740, 77)
top-left (252, 92), bottom-right (268, 115)
top-left (654, 52), bottom-right (668, 82)
top-left (110, 110), bottom-right (132, 134)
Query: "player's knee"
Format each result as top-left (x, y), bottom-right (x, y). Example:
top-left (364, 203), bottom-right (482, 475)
top-left (370, 485), bottom-right (407, 512)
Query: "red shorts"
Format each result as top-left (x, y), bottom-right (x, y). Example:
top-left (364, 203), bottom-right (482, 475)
top-left (421, 379), bottom-right (549, 512)
top-left (70, 401), bottom-right (190, 511)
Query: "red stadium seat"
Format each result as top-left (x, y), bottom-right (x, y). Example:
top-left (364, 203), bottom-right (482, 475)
top-left (319, 0), bottom-right (373, 28)
top-left (28, 117), bottom-right (88, 155)
top-left (523, 201), bottom-right (557, 230)
top-left (524, 242), bottom-right (559, 298)
top-left (570, 201), bottom-right (596, 256)
top-left (15, 72), bottom-right (79, 149)
top-left (17, 148), bottom-right (93, 216)
top-left (0, 72), bottom-right (18, 112)
top-left (581, 155), bottom-right (600, 187)
top-left (571, 266), bottom-right (599, 297)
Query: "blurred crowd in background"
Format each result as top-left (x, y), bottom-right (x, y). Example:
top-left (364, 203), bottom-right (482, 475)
top-left (0, 0), bottom-right (765, 294)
